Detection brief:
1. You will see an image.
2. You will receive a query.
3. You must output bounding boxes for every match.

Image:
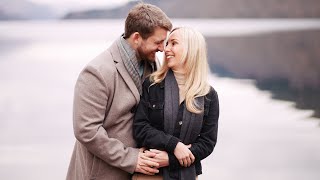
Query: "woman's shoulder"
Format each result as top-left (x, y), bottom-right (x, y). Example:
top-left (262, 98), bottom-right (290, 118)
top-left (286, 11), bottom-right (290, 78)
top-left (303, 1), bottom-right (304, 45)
top-left (206, 85), bottom-right (218, 101)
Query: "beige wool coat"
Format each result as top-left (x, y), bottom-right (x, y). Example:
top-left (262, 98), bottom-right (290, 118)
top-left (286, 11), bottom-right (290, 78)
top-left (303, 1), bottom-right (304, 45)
top-left (66, 38), bottom-right (151, 180)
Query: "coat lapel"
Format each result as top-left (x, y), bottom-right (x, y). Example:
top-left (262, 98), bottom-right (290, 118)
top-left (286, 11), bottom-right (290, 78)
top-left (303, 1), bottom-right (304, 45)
top-left (109, 39), bottom-right (140, 104)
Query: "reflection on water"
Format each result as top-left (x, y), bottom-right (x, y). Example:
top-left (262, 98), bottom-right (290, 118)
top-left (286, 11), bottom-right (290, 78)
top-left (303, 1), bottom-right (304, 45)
top-left (256, 79), bottom-right (320, 118)
top-left (0, 19), bottom-right (320, 180)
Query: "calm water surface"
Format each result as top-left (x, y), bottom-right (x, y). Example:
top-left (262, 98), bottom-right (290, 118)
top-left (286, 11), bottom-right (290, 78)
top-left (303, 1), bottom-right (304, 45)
top-left (0, 19), bottom-right (320, 180)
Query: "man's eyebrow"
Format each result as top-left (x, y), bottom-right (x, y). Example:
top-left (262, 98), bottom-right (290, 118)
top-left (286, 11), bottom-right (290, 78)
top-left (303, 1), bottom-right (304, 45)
top-left (155, 39), bottom-right (164, 43)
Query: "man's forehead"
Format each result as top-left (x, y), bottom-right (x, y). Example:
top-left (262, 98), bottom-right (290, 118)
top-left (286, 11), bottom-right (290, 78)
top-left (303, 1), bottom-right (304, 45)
top-left (149, 29), bottom-right (168, 41)
top-left (151, 35), bottom-right (166, 42)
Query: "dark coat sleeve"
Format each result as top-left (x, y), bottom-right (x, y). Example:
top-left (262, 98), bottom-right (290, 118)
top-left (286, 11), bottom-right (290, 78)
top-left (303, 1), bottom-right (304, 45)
top-left (190, 87), bottom-right (219, 161)
top-left (133, 79), bottom-right (180, 152)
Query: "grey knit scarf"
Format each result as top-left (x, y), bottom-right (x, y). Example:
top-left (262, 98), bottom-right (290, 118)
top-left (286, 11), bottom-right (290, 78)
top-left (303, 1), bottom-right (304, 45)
top-left (118, 36), bottom-right (143, 94)
top-left (163, 69), bottom-right (204, 180)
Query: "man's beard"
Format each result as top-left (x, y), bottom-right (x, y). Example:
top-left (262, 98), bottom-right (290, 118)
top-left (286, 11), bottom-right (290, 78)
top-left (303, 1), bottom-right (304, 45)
top-left (137, 46), bottom-right (155, 62)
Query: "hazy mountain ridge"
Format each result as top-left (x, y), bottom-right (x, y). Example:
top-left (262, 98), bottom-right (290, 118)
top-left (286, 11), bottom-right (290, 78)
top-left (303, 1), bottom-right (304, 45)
top-left (206, 30), bottom-right (320, 117)
top-left (207, 30), bottom-right (320, 89)
top-left (0, 0), bottom-right (57, 20)
top-left (63, 1), bottom-right (137, 19)
top-left (63, 0), bottom-right (320, 19)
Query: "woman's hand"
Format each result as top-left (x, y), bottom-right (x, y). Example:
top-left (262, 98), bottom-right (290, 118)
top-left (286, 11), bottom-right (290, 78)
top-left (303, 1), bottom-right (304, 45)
top-left (148, 149), bottom-right (169, 168)
top-left (174, 142), bottom-right (195, 167)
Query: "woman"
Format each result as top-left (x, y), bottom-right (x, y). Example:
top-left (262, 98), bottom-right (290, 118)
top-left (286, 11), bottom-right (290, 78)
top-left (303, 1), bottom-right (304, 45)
top-left (133, 27), bottom-right (219, 180)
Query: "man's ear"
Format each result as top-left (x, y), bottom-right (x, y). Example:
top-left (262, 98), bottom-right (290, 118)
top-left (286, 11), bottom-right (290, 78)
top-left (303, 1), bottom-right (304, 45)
top-left (132, 32), bottom-right (141, 45)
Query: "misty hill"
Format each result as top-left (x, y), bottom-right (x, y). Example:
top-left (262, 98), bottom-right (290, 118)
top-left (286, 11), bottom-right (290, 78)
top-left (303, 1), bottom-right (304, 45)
top-left (206, 30), bottom-right (320, 117)
top-left (207, 30), bottom-right (320, 89)
top-left (0, 0), bottom-right (57, 20)
top-left (64, 0), bottom-right (320, 19)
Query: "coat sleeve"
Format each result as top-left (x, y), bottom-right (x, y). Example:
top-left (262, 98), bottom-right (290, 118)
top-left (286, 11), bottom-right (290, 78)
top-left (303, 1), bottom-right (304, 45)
top-left (73, 65), bottom-right (139, 174)
top-left (133, 80), bottom-right (180, 153)
top-left (190, 88), bottom-right (219, 162)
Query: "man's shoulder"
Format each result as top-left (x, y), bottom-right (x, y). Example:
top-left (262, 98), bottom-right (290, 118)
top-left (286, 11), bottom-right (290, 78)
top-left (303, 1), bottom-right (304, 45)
top-left (90, 49), bottom-right (113, 65)
top-left (86, 49), bottom-right (116, 74)
top-left (88, 39), bottom-right (121, 69)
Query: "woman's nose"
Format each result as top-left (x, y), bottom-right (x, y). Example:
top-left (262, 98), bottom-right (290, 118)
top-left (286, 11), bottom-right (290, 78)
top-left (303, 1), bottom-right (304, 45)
top-left (164, 45), bottom-right (170, 52)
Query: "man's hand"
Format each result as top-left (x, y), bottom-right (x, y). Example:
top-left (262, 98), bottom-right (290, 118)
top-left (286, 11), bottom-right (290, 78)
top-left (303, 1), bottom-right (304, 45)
top-left (148, 149), bottom-right (169, 168)
top-left (174, 142), bottom-right (195, 167)
top-left (135, 151), bottom-right (160, 175)
top-left (139, 147), bottom-right (146, 152)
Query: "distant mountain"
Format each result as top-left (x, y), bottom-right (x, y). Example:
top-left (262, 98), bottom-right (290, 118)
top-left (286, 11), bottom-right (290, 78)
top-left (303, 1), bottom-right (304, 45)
top-left (63, 0), bottom-right (320, 19)
top-left (0, 0), bottom-right (57, 20)
top-left (206, 30), bottom-right (320, 117)
top-left (63, 1), bottom-right (137, 19)
top-left (206, 30), bottom-right (320, 89)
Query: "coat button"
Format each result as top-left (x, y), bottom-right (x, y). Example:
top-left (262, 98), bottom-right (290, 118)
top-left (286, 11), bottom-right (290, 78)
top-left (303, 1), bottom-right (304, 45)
top-left (152, 104), bottom-right (156, 108)
top-left (179, 121), bottom-right (182, 125)
top-left (131, 106), bottom-right (137, 113)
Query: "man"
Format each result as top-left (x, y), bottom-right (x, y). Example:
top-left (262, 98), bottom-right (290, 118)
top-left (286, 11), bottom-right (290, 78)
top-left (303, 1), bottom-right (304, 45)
top-left (66, 3), bottom-right (172, 180)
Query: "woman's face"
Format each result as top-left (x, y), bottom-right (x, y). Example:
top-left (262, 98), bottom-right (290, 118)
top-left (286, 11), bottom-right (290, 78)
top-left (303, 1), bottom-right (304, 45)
top-left (164, 30), bottom-right (185, 71)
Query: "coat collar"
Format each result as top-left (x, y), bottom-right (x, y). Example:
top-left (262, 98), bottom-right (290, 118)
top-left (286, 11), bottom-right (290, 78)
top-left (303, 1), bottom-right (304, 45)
top-left (108, 38), bottom-right (140, 104)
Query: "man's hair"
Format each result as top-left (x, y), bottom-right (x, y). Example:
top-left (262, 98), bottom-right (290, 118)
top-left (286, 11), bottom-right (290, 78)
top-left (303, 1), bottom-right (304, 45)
top-left (124, 3), bottom-right (172, 39)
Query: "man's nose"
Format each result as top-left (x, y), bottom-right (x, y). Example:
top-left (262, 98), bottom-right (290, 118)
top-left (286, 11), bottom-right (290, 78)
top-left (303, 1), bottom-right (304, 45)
top-left (158, 43), bottom-right (165, 52)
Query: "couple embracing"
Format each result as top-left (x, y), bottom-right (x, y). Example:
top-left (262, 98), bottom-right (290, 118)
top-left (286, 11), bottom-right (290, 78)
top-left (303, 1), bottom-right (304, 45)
top-left (66, 3), bottom-right (219, 180)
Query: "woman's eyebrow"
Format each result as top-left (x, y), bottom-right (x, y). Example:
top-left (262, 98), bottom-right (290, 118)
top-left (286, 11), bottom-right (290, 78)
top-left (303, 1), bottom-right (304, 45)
top-left (169, 38), bottom-right (178, 42)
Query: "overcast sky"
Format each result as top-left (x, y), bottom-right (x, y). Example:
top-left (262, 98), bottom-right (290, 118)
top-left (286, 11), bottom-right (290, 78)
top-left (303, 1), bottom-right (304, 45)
top-left (29, 0), bottom-right (131, 11)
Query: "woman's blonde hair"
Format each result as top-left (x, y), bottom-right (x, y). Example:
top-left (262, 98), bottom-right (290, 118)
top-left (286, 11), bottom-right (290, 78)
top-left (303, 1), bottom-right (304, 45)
top-left (150, 27), bottom-right (211, 114)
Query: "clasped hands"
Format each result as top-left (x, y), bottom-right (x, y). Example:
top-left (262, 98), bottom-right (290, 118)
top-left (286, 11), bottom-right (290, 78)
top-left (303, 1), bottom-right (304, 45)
top-left (135, 142), bottom-right (194, 175)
